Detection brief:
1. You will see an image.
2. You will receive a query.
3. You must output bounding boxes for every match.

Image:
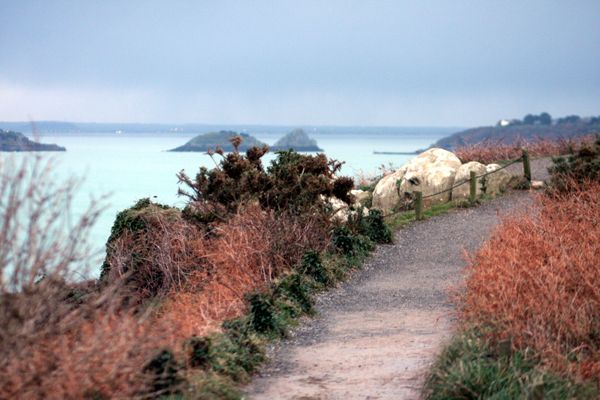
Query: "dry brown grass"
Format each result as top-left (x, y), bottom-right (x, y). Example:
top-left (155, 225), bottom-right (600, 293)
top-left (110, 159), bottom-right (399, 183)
top-left (455, 136), bottom-right (595, 164)
top-left (1, 312), bottom-right (180, 399)
top-left (461, 182), bottom-right (600, 381)
top-left (0, 155), bottom-right (173, 399)
top-left (158, 204), bottom-right (331, 339)
top-left (104, 206), bottom-right (209, 302)
top-left (0, 152), bottom-right (334, 397)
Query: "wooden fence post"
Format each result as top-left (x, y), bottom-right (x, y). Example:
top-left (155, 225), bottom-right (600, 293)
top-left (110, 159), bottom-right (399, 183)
top-left (522, 149), bottom-right (531, 182)
top-left (469, 170), bottom-right (477, 204)
top-left (415, 191), bottom-right (423, 221)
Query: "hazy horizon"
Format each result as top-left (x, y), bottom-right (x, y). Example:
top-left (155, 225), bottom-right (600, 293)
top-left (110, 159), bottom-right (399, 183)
top-left (1, 1), bottom-right (599, 126)
top-left (0, 120), bottom-right (465, 129)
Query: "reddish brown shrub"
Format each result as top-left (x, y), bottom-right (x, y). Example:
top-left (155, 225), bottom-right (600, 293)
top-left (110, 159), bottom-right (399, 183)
top-left (455, 136), bottom-right (595, 164)
top-left (1, 155), bottom-right (334, 397)
top-left (103, 205), bottom-right (209, 302)
top-left (0, 311), bottom-right (179, 400)
top-left (461, 182), bottom-right (600, 380)
top-left (158, 203), bottom-right (331, 339)
top-left (0, 158), bottom-right (180, 399)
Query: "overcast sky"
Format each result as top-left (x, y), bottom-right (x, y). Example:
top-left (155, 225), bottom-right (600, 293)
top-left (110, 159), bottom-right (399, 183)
top-left (0, 0), bottom-right (599, 126)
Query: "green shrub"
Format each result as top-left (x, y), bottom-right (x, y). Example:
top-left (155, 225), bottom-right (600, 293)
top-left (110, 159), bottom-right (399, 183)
top-left (186, 336), bottom-right (213, 369)
top-left (215, 319), bottom-right (265, 379)
top-left (299, 251), bottom-right (331, 286)
top-left (331, 226), bottom-right (373, 258)
top-left (142, 349), bottom-right (184, 396)
top-left (246, 292), bottom-right (285, 336)
top-left (185, 319), bottom-right (265, 383)
top-left (550, 135), bottom-right (600, 191)
top-left (358, 209), bottom-right (393, 244)
top-left (274, 273), bottom-right (314, 315)
top-left (188, 372), bottom-right (241, 400)
top-left (105, 198), bottom-right (172, 244)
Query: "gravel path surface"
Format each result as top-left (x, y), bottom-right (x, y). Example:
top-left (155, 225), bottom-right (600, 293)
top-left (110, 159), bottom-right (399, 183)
top-left (243, 160), bottom-right (550, 400)
top-left (505, 156), bottom-right (552, 182)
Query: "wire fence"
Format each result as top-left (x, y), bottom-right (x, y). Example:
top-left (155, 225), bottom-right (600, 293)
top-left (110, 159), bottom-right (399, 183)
top-left (383, 155), bottom-right (525, 219)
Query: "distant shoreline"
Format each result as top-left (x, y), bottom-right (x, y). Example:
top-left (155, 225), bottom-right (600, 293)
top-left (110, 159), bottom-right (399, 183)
top-left (373, 151), bottom-right (419, 155)
top-left (0, 121), bottom-right (462, 135)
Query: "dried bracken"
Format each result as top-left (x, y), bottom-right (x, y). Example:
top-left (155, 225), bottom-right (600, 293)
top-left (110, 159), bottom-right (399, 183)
top-left (0, 145), bottom-right (356, 398)
top-left (156, 203), bottom-right (331, 339)
top-left (461, 182), bottom-right (600, 381)
top-left (455, 135), bottom-right (596, 164)
top-left (0, 156), bottom-right (172, 399)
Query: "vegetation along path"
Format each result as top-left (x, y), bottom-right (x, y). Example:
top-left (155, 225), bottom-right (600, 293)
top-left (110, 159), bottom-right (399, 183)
top-left (244, 160), bottom-right (550, 400)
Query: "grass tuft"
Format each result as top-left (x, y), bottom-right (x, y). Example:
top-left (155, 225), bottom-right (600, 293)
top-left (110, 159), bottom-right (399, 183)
top-left (426, 330), bottom-right (599, 400)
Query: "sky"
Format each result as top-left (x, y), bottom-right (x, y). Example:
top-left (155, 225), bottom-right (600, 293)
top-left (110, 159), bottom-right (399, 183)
top-left (0, 0), bottom-right (599, 127)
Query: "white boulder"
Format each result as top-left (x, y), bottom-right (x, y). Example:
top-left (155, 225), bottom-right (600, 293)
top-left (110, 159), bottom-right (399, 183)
top-left (351, 189), bottom-right (371, 204)
top-left (452, 161), bottom-right (487, 200)
top-left (531, 180), bottom-right (545, 190)
top-left (371, 166), bottom-right (407, 215)
top-left (484, 164), bottom-right (512, 195)
top-left (325, 194), bottom-right (368, 222)
top-left (397, 148), bottom-right (462, 205)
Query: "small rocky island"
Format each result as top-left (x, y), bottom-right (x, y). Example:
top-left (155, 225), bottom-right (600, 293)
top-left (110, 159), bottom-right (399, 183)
top-left (0, 130), bottom-right (66, 151)
top-left (270, 128), bottom-right (323, 152)
top-left (169, 130), bottom-right (267, 152)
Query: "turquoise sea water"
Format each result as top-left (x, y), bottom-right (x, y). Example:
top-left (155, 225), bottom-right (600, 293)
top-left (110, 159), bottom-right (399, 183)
top-left (5, 127), bottom-right (455, 271)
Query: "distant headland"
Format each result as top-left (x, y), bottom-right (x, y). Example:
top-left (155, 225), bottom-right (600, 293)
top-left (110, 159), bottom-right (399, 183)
top-left (169, 131), bottom-right (267, 152)
top-left (431, 113), bottom-right (600, 150)
top-left (270, 128), bottom-right (322, 152)
top-left (0, 130), bottom-right (66, 152)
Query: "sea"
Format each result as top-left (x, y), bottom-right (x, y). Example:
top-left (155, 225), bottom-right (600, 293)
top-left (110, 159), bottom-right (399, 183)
top-left (7, 126), bottom-right (457, 272)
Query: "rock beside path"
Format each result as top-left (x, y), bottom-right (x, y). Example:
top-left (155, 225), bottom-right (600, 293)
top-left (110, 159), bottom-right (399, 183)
top-left (372, 148), bottom-right (535, 214)
top-left (372, 148), bottom-right (462, 214)
top-left (485, 164), bottom-right (513, 195)
top-left (452, 161), bottom-right (487, 200)
top-left (398, 148), bottom-right (462, 206)
top-left (371, 167), bottom-right (407, 214)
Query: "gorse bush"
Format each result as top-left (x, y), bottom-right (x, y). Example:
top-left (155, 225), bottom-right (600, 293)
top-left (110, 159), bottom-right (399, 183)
top-left (177, 137), bottom-right (355, 221)
top-left (265, 150), bottom-right (353, 212)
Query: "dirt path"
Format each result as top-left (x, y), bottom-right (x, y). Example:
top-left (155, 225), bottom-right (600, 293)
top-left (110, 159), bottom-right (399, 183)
top-left (243, 160), bottom-right (550, 400)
